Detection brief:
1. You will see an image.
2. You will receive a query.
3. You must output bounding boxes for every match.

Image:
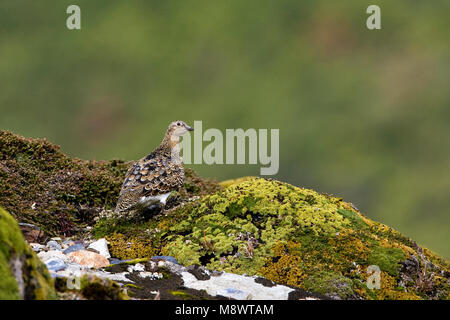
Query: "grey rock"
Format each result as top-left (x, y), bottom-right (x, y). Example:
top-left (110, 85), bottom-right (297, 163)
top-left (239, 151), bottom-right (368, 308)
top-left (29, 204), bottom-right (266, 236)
top-left (45, 258), bottom-right (66, 272)
top-left (87, 238), bottom-right (110, 259)
top-left (46, 240), bottom-right (62, 251)
top-left (38, 250), bottom-right (68, 262)
top-left (139, 271), bottom-right (163, 279)
top-left (127, 263), bottom-right (146, 272)
top-left (180, 269), bottom-right (295, 300)
top-left (29, 243), bottom-right (45, 252)
top-left (63, 243), bottom-right (85, 255)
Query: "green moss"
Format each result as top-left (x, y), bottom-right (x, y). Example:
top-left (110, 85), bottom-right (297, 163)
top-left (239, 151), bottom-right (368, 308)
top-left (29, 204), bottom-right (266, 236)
top-left (0, 206), bottom-right (56, 300)
top-left (161, 178), bottom-right (355, 275)
top-left (162, 237), bottom-right (202, 266)
top-left (0, 130), bottom-right (130, 235)
top-left (303, 271), bottom-right (354, 299)
top-left (219, 176), bottom-right (257, 188)
top-left (155, 178), bottom-right (450, 299)
top-left (124, 283), bottom-right (143, 289)
top-left (337, 208), bottom-right (368, 229)
top-left (367, 246), bottom-right (406, 277)
top-left (0, 219), bottom-right (23, 300)
top-left (106, 233), bottom-right (156, 260)
top-left (170, 290), bottom-right (198, 300)
top-left (182, 167), bottom-right (221, 198)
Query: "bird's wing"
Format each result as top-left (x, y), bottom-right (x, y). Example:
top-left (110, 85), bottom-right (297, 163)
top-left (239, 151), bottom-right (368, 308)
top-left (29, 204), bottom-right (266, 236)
top-left (140, 158), bottom-right (185, 197)
top-left (115, 155), bottom-right (184, 213)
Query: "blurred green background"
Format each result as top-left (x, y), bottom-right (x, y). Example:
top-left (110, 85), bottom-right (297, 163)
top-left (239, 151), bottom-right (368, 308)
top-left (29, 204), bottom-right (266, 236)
top-left (0, 1), bottom-right (449, 258)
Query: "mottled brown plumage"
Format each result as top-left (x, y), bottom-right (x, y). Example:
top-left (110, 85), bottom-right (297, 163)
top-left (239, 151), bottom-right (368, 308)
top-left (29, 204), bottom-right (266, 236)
top-left (114, 121), bottom-right (193, 213)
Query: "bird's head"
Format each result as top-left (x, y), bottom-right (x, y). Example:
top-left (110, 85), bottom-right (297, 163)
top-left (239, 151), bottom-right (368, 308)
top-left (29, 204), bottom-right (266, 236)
top-left (166, 120), bottom-right (194, 138)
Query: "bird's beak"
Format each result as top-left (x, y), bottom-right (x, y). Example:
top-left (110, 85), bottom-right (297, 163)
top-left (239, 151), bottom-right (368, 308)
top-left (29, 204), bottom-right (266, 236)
top-left (186, 125), bottom-right (194, 131)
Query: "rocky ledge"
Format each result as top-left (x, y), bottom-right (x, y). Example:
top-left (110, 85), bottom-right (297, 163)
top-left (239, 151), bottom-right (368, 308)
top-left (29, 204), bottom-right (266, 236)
top-left (33, 235), bottom-right (326, 300)
top-left (0, 130), bottom-right (449, 300)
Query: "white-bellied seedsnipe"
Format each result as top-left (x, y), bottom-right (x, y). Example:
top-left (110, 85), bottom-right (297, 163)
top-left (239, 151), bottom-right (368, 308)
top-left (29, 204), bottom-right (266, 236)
top-left (114, 120), bottom-right (193, 214)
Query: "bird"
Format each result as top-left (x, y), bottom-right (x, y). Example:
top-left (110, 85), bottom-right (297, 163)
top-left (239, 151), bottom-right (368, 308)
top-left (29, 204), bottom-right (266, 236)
top-left (114, 120), bottom-right (193, 215)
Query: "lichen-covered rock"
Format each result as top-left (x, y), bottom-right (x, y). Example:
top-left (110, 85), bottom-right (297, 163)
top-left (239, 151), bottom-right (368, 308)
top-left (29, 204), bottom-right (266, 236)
top-left (99, 178), bottom-right (450, 300)
top-left (102, 258), bottom-right (325, 300)
top-left (0, 130), bottom-right (219, 237)
top-left (0, 206), bottom-right (56, 300)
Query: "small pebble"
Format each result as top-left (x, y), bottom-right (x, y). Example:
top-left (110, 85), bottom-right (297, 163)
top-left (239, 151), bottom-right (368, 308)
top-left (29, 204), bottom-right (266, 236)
top-left (127, 263), bottom-right (145, 272)
top-left (47, 240), bottom-right (62, 251)
top-left (29, 243), bottom-right (45, 252)
top-left (63, 243), bottom-right (85, 255)
top-left (38, 250), bottom-right (68, 262)
top-left (139, 272), bottom-right (163, 279)
top-left (45, 258), bottom-right (67, 272)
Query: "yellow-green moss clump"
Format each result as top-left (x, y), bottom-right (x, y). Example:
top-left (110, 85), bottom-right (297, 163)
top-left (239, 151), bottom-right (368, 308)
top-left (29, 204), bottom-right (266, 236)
top-left (0, 207), bottom-right (56, 300)
top-left (106, 233), bottom-right (156, 260)
top-left (155, 178), bottom-right (449, 300)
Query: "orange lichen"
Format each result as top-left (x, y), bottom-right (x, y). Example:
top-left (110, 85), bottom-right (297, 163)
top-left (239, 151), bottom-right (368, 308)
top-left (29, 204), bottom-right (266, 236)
top-left (260, 242), bottom-right (306, 287)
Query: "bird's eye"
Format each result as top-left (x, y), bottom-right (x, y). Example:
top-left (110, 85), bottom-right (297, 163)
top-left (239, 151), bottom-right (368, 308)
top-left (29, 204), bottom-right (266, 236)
top-left (177, 122), bottom-right (181, 126)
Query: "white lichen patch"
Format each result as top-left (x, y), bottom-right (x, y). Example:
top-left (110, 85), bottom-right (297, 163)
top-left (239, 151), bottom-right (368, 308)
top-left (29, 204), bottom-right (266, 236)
top-left (181, 271), bottom-right (294, 300)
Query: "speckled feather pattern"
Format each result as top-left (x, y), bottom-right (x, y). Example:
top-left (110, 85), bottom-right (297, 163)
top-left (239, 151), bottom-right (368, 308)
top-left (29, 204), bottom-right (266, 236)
top-left (114, 121), bottom-right (191, 213)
